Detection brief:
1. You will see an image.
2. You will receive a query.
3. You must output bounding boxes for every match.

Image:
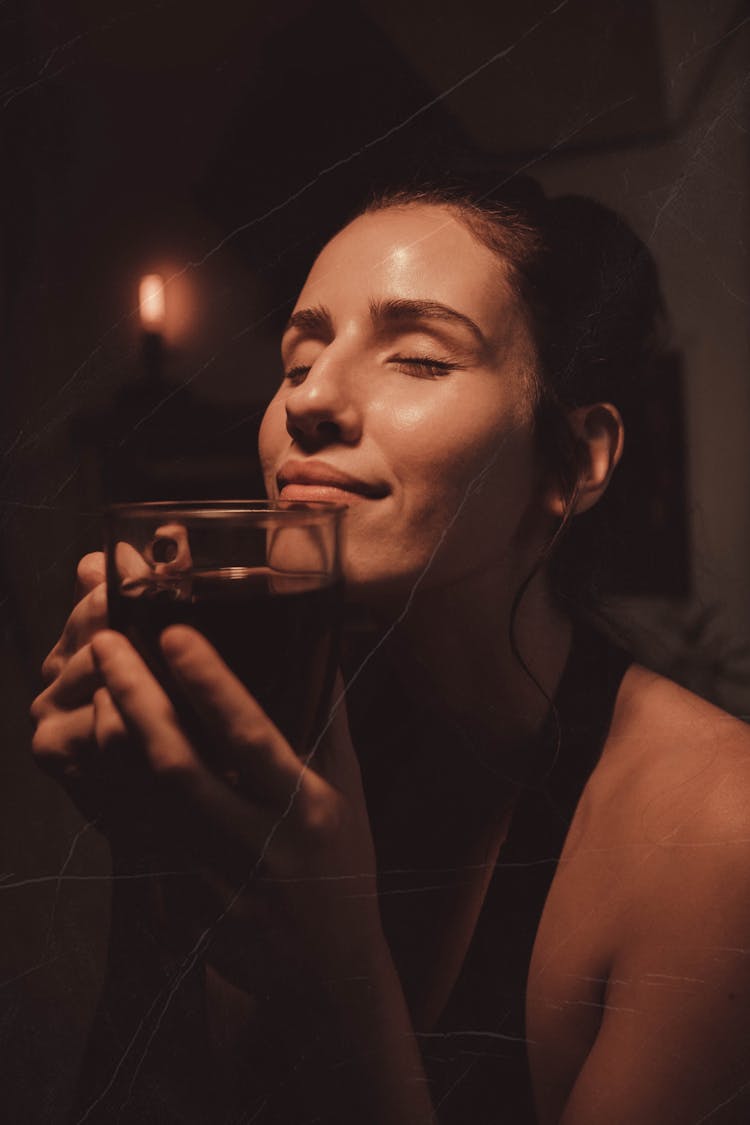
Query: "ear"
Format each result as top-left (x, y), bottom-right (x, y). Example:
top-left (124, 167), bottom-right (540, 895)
top-left (545, 403), bottom-right (624, 518)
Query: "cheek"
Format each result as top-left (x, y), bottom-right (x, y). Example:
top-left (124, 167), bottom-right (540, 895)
top-left (390, 403), bottom-right (541, 573)
top-left (387, 392), bottom-right (530, 504)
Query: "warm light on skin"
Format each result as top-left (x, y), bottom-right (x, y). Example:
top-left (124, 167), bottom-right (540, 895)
top-left (259, 205), bottom-right (543, 602)
top-left (139, 274), bottom-right (166, 331)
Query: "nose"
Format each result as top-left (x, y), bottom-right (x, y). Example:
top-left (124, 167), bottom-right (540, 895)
top-left (284, 351), bottom-right (362, 450)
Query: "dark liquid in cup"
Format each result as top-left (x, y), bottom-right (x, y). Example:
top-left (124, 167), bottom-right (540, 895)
top-left (108, 567), bottom-right (342, 754)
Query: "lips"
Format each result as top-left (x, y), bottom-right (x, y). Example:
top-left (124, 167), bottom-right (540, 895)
top-left (277, 459), bottom-right (389, 500)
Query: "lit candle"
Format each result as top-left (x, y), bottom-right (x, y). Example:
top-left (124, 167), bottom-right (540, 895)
top-left (139, 274), bottom-right (166, 380)
top-left (139, 274), bottom-right (166, 333)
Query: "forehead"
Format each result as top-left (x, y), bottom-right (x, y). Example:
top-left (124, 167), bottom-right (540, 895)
top-left (296, 204), bottom-right (519, 338)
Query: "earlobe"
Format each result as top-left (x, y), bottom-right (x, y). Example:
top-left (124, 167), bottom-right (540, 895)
top-left (545, 403), bottom-right (625, 518)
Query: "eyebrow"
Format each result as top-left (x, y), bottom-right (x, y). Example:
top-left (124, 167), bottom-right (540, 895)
top-left (368, 297), bottom-right (488, 349)
top-left (283, 304), bottom-right (333, 337)
top-left (283, 298), bottom-right (488, 349)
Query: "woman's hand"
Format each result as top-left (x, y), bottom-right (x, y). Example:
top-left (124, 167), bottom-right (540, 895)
top-left (87, 625), bottom-right (383, 983)
top-left (33, 578), bottom-right (434, 1121)
top-left (90, 627), bottom-right (436, 1122)
top-left (30, 548), bottom-right (175, 848)
top-left (29, 552), bottom-right (132, 826)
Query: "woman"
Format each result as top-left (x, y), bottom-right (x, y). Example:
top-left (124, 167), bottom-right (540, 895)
top-left (31, 175), bottom-right (750, 1123)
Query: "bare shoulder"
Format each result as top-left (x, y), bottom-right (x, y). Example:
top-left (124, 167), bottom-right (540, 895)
top-left (561, 663), bottom-right (750, 927)
top-left (528, 668), bottom-right (750, 1124)
top-left (592, 663), bottom-right (750, 847)
top-left (529, 666), bottom-right (750, 985)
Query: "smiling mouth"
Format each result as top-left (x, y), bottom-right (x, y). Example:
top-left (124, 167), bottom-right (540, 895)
top-left (276, 460), bottom-right (389, 500)
top-left (279, 485), bottom-right (370, 505)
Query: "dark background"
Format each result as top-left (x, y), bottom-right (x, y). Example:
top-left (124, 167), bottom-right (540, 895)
top-left (2, 1), bottom-right (749, 1120)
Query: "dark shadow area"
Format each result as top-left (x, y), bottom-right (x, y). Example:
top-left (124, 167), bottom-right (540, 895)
top-left (1, 1), bottom-right (748, 1120)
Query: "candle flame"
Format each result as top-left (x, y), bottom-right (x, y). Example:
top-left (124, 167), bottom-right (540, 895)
top-left (139, 274), bottom-right (166, 330)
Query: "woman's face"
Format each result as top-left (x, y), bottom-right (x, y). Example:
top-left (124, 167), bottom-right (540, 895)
top-left (259, 204), bottom-right (546, 602)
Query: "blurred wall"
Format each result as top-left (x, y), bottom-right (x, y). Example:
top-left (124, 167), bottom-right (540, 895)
top-left (541, 0), bottom-right (750, 711)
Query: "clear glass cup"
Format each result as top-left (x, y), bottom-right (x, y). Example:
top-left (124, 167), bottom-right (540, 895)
top-left (104, 500), bottom-right (345, 754)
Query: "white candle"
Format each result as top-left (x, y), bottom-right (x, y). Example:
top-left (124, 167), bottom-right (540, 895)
top-left (139, 274), bottom-right (166, 332)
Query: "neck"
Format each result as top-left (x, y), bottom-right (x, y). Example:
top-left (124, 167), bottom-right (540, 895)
top-left (370, 564), bottom-right (572, 758)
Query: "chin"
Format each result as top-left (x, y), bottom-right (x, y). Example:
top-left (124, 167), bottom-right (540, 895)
top-left (339, 552), bottom-right (431, 615)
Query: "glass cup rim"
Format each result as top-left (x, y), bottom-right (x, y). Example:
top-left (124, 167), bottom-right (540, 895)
top-left (105, 499), bottom-right (347, 522)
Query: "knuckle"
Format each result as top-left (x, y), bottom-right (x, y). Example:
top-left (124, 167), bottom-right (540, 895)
top-left (29, 693), bottom-right (49, 724)
top-left (76, 553), bottom-right (105, 589)
top-left (31, 720), bottom-right (64, 765)
top-left (41, 651), bottom-right (62, 685)
top-left (228, 714), bottom-right (267, 748)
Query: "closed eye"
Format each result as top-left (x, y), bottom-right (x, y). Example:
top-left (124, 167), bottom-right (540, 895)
top-left (283, 365), bottom-right (311, 384)
top-left (282, 356), bottom-right (459, 384)
top-left (392, 356), bottom-right (457, 379)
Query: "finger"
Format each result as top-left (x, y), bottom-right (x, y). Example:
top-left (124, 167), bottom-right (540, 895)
top-left (74, 552), bottom-right (105, 603)
top-left (31, 704), bottom-right (95, 777)
top-left (159, 625), bottom-right (312, 806)
top-left (42, 584), bottom-right (108, 685)
top-left (90, 630), bottom-right (199, 779)
top-left (31, 701), bottom-right (113, 823)
top-left (34, 643), bottom-right (101, 717)
top-left (91, 630), bottom-right (292, 872)
top-left (59, 543), bottom-right (159, 669)
top-left (93, 686), bottom-right (129, 750)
